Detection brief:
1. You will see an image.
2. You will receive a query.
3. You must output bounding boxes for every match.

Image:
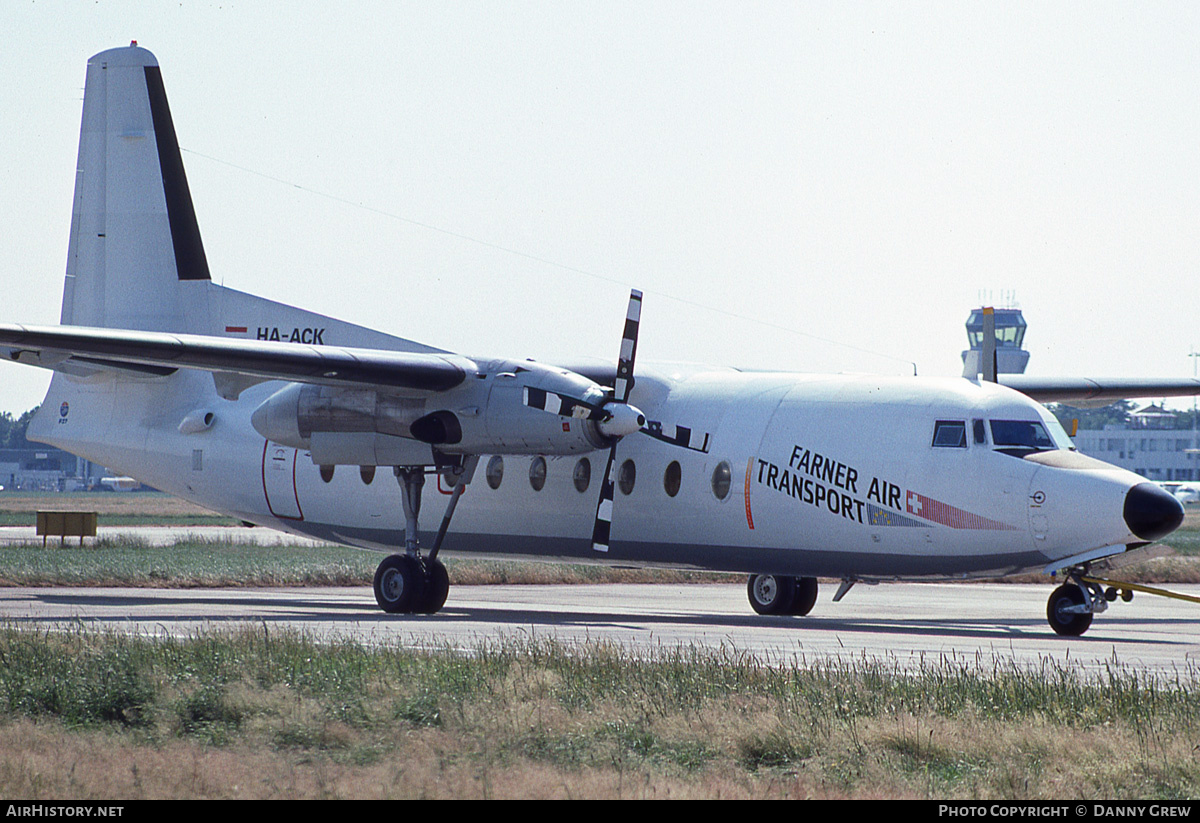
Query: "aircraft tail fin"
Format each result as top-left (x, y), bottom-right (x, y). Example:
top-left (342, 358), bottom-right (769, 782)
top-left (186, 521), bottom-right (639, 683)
top-left (61, 44), bottom-right (212, 333)
top-left (55, 44), bottom-right (435, 358)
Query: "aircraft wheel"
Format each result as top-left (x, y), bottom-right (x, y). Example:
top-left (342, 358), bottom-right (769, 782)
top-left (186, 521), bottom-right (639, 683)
top-left (1046, 584), bottom-right (1093, 637)
top-left (788, 577), bottom-right (819, 616)
top-left (415, 559), bottom-right (450, 614)
top-left (747, 574), bottom-right (796, 615)
top-left (374, 554), bottom-right (426, 614)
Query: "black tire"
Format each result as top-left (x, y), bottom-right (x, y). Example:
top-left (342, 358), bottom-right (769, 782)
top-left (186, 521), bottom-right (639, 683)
top-left (416, 559), bottom-right (450, 614)
top-left (1046, 584), bottom-right (1093, 637)
top-left (788, 577), bottom-right (819, 616)
top-left (747, 574), bottom-right (796, 615)
top-left (374, 554), bottom-right (426, 614)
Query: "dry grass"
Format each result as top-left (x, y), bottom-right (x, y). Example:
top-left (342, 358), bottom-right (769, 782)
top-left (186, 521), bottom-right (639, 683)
top-left (0, 492), bottom-right (219, 517)
top-left (0, 627), bottom-right (1198, 799)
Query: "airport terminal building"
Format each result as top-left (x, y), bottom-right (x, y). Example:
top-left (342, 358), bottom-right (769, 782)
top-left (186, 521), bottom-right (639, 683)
top-left (1070, 407), bottom-right (1200, 483)
top-left (0, 447), bottom-right (96, 491)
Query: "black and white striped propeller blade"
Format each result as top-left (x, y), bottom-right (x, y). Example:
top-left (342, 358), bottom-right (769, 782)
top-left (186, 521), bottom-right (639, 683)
top-left (592, 446), bottom-right (619, 552)
top-left (522, 386), bottom-right (609, 421)
top-left (614, 289), bottom-right (641, 403)
top-left (592, 289), bottom-right (643, 552)
top-left (641, 421), bottom-right (710, 453)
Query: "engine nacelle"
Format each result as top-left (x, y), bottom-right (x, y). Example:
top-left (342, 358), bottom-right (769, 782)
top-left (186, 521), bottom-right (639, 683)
top-left (250, 360), bottom-right (615, 465)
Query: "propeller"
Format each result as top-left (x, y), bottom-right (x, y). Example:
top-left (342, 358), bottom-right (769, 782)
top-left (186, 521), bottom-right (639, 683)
top-left (591, 289), bottom-right (645, 551)
top-left (520, 289), bottom-right (712, 551)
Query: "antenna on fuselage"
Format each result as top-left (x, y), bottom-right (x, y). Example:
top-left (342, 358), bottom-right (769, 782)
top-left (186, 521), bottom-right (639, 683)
top-left (981, 307), bottom-right (997, 383)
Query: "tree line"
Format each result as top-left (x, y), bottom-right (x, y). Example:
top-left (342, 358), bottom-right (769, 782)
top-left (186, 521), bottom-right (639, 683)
top-left (0, 406), bottom-right (40, 450)
top-left (1047, 401), bottom-right (1200, 432)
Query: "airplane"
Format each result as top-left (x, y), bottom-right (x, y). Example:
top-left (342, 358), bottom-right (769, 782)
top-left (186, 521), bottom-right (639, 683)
top-left (1157, 482), bottom-right (1200, 505)
top-left (4, 44), bottom-right (1200, 637)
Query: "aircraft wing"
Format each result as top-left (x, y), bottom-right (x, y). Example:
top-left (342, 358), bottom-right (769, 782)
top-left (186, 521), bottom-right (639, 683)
top-left (999, 375), bottom-right (1200, 407)
top-left (0, 323), bottom-right (472, 393)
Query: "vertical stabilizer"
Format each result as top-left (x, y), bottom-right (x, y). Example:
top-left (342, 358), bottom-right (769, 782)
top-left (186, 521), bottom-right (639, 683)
top-left (61, 44), bottom-right (210, 332)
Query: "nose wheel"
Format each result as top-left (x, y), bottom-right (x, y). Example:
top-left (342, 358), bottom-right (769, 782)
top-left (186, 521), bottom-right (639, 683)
top-left (1046, 582), bottom-right (1095, 637)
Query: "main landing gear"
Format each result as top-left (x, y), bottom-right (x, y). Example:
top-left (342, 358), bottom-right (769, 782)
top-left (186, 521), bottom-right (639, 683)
top-left (747, 574), bottom-right (819, 616)
top-left (372, 459), bottom-right (475, 615)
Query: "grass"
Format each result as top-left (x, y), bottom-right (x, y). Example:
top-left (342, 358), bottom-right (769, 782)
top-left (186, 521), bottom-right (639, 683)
top-left (0, 535), bottom-right (742, 588)
top-left (0, 491), bottom-right (239, 526)
top-left (0, 626), bottom-right (1198, 798)
top-left (1, 532), bottom-right (1199, 588)
top-left (1, 495), bottom-right (1198, 798)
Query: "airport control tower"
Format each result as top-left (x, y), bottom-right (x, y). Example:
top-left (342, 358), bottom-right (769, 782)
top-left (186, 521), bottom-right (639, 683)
top-left (961, 307), bottom-right (1030, 377)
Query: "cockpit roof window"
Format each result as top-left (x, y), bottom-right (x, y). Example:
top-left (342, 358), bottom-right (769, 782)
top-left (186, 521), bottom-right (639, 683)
top-left (932, 420), bottom-right (967, 448)
top-left (990, 419), bottom-right (1056, 455)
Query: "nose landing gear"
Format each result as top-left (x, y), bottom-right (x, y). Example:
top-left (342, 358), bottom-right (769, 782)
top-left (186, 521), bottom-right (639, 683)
top-left (1046, 570), bottom-right (1200, 637)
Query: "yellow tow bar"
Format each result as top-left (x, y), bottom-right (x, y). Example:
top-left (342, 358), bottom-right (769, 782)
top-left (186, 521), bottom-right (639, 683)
top-left (1081, 576), bottom-right (1200, 606)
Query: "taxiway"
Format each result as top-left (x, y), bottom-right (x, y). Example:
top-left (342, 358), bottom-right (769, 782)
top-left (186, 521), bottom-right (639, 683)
top-left (0, 581), bottom-right (1197, 672)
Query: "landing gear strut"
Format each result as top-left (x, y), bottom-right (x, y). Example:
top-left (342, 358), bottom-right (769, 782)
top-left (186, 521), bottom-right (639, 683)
top-left (747, 574), bottom-right (819, 616)
top-left (372, 458), bottom-right (476, 615)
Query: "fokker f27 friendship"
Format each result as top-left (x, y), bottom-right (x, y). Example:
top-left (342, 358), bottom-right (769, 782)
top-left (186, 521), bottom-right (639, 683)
top-left (4, 45), bottom-right (1200, 636)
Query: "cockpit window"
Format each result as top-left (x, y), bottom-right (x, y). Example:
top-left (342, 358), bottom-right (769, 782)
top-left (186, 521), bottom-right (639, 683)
top-left (990, 420), bottom-right (1056, 454)
top-left (972, 419), bottom-right (987, 445)
top-left (1043, 415), bottom-right (1078, 451)
top-left (932, 420), bottom-right (967, 448)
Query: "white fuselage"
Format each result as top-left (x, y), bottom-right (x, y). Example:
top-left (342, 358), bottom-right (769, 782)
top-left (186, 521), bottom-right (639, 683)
top-left (28, 362), bottom-right (1149, 580)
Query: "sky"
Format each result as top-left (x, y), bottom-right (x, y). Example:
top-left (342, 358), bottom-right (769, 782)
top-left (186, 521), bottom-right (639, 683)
top-left (1, 1), bottom-right (1198, 416)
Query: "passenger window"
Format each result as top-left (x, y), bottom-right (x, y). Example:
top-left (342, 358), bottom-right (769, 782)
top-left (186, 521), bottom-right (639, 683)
top-left (932, 421), bottom-right (967, 448)
top-left (618, 459), bottom-right (636, 495)
top-left (663, 460), bottom-right (681, 497)
top-left (529, 456), bottom-right (547, 491)
top-left (573, 458), bottom-right (591, 493)
top-left (711, 461), bottom-right (732, 500)
top-left (486, 456), bottom-right (504, 489)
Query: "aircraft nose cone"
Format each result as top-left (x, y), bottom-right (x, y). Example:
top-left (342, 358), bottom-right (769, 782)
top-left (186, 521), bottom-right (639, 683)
top-left (1123, 482), bottom-right (1184, 542)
